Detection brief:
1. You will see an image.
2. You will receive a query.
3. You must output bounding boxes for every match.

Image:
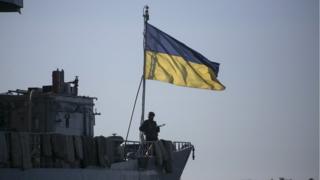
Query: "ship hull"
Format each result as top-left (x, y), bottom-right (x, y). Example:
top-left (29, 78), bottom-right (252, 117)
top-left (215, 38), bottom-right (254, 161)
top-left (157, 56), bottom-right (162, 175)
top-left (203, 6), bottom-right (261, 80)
top-left (0, 146), bottom-right (192, 180)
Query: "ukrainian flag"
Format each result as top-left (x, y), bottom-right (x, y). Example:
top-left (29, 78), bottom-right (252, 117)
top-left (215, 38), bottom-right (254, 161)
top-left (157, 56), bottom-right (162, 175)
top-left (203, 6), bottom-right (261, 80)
top-left (145, 23), bottom-right (225, 91)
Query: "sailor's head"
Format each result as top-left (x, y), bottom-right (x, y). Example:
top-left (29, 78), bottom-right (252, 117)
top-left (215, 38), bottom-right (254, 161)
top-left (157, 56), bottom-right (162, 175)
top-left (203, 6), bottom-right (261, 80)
top-left (148, 111), bottom-right (155, 119)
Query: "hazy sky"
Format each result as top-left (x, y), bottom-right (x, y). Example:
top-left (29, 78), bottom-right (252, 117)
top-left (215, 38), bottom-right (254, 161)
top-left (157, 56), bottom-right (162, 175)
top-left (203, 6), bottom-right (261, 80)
top-left (0, 0), bottom-right (318, 180)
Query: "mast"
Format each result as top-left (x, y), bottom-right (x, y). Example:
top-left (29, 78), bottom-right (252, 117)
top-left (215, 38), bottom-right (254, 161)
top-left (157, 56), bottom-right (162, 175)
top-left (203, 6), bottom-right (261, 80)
top-left (140, 5), bottom-right (149, 142)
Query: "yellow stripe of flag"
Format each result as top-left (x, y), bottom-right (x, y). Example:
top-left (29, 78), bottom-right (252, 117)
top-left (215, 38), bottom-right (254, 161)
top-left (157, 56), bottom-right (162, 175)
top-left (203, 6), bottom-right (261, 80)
top-left (145, 51), bottom-right (225, 91)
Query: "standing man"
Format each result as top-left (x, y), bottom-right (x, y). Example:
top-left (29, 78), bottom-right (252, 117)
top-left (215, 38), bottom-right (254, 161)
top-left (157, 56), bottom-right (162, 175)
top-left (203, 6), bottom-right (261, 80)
top-left (139, 112), bottom-right (160, 141)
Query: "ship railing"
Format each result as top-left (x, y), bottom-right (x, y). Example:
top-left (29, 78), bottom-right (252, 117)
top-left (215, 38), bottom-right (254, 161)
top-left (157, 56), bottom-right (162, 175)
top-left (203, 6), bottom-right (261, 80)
top-left (123, 140), bottom-right (193, 158)
top-left (173, 141), bottom-right (193, 151)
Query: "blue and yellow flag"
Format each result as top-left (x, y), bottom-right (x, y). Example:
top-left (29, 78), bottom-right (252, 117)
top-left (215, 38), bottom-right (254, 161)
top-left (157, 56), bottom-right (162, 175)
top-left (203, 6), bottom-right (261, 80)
top-left (145, 23), bottom-right (225, 91)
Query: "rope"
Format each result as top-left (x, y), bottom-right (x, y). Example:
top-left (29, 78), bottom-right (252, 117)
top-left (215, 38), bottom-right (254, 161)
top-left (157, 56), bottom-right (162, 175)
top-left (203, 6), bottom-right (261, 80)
top-left (124, 76), bottom-right (143, 151)
top-left (192, 145), bottom-right (195, 160)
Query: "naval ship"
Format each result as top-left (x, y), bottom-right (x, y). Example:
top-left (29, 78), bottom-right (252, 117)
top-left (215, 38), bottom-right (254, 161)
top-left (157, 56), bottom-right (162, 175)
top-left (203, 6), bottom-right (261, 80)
top-left (0, 2), bottom-right (204, 180)
top-left (0, 69), bottom-right (194, 180)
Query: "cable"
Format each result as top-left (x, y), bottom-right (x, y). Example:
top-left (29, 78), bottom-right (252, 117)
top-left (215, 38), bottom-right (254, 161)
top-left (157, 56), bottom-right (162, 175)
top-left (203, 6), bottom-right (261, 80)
top-left (124, 76), bottom-right (143, 152)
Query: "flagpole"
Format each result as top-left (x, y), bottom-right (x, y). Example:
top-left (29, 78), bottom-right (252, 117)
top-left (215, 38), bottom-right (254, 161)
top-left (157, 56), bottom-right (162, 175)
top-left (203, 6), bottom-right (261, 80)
top-left (140, 5), bottom-right (149, 142)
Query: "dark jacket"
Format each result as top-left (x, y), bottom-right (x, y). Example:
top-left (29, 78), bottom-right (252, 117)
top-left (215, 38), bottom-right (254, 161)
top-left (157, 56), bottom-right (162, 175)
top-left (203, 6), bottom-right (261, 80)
top-left (139, 119), bottom-right (160, 141)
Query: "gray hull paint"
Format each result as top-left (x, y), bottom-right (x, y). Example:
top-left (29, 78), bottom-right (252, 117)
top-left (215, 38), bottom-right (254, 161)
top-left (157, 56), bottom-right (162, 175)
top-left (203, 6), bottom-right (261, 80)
top-left (0, 147), bottom-right (192, 180)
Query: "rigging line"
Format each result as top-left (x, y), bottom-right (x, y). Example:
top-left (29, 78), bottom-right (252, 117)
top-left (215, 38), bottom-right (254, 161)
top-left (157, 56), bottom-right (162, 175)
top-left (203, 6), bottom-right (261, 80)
top-left (124, 76), bottom-right (143, 149)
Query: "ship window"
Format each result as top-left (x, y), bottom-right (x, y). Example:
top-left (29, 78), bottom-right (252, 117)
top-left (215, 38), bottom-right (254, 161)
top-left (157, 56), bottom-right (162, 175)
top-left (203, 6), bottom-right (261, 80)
top-left (0, 112), bottom-right (4, 127)
top-left (0, 106), bottom-right (4, 127)
top-left (65, 113), bottom-right (70, 128)
top-left (66, 118), bottom-right (69, 128)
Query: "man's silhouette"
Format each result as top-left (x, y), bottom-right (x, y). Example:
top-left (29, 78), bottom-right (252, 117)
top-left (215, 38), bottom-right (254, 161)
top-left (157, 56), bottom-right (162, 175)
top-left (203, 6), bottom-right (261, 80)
top-left (139, 112), bottom-right (160, 141)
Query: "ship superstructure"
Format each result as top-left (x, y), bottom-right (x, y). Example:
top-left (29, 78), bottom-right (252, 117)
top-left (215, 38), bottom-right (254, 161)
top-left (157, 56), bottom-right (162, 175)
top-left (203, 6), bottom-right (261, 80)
top-left (0, 70), bottom-right (193, 180)
top-left (0, 69), bottom-right (95, 136)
